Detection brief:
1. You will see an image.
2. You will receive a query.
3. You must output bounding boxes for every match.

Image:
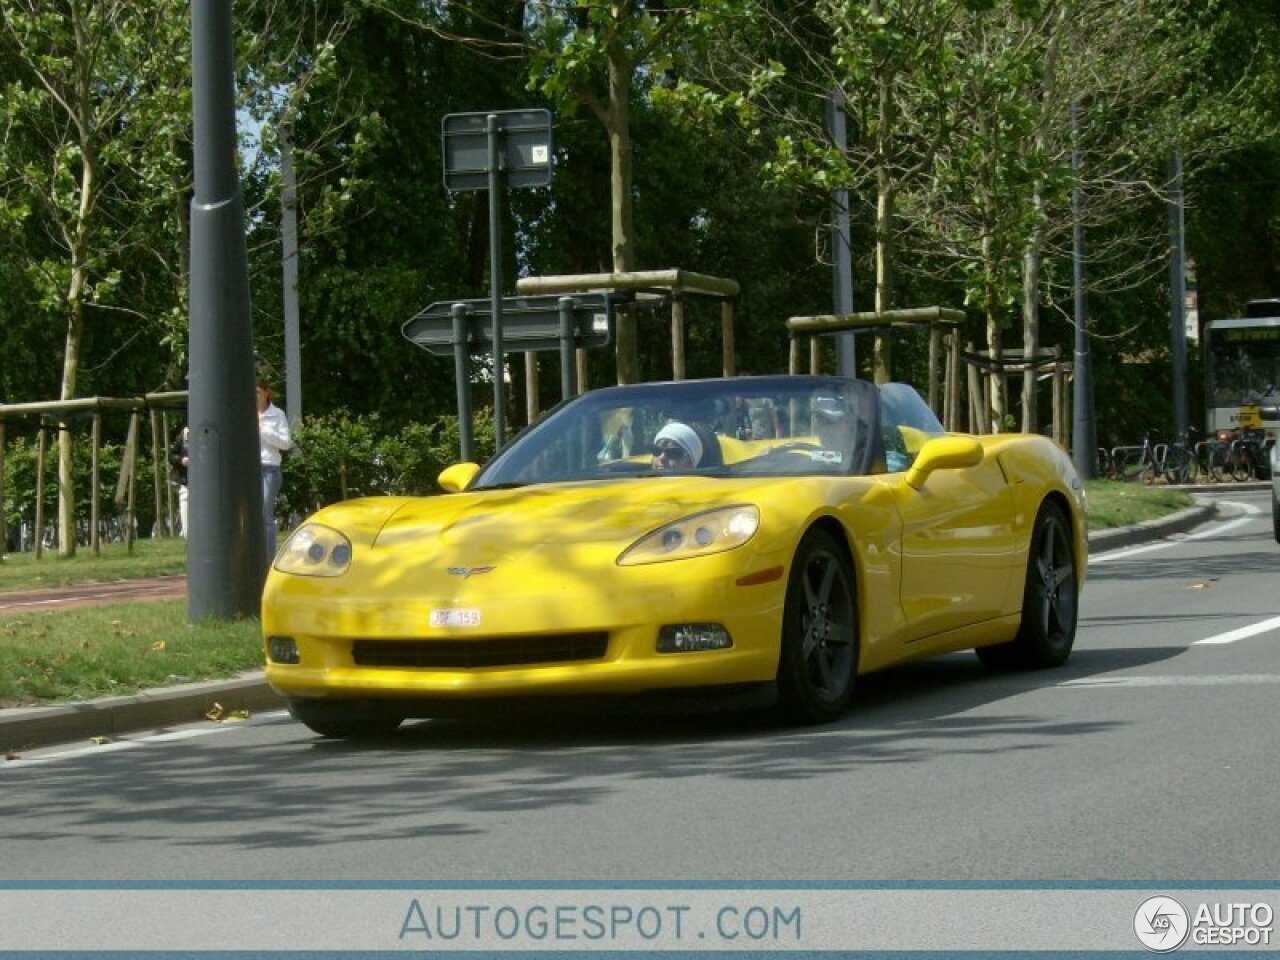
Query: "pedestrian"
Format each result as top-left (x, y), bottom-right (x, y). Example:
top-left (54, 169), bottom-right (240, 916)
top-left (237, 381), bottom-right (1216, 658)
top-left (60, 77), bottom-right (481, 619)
top-left (168, 425), bottom-right (190, 538)
top-left (256, 378), bottom-right (292, 558)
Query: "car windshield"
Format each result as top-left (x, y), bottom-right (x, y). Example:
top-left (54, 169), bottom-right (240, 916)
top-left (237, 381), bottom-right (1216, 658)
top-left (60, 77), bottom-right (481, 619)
top-left (473, 376), bottom-right (882, 488)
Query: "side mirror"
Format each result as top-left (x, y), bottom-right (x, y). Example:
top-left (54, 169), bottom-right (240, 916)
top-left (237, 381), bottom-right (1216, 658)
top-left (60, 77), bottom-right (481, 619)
top-left (437, 462), bottom-right (481, 493)
top-left (905, 436), bottom-right (984, 491)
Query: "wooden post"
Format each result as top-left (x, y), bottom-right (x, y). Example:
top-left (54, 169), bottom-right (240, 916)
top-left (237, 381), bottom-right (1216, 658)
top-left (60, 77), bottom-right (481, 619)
top-left (1052, 354), bottom-right (1066, 447)
top-left (671, 295), bottom-right (686, 380)
top-left (927, 323), bottom-right (942, 415)
top-left (983, 370), bottom-right (994, 432)
top-left (35, 422), bottom-right (47, 560)
top-left (125, 411), bottom-right (138, 555)
top-left (91, 413), bottom-right (101, 555)
top-left (524, 353), bottom-right (540, 425)
top-left (162, 410), bottom-right (175, 538)
top-left (948, 329), bottom-right (962, 431)
top-left (575, 348), bottom-right (589, 395)
top-left (150, 407), bottom-right (164, 538)
top-left (965, 346), bottom-right (983, 434)
top-left (721, 300), bottom-right (736, 378)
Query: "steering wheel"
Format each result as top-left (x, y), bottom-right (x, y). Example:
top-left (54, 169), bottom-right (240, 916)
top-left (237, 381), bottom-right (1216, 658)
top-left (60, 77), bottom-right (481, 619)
top-left (766, 441), bottom-right (821, 454)
top-left (599, 459), bottom-right (647, 474)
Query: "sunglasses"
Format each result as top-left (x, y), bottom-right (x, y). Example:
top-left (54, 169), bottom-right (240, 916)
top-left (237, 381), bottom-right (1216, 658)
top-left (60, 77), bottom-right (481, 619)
top-left (652, 443), bottom-right (690, 461)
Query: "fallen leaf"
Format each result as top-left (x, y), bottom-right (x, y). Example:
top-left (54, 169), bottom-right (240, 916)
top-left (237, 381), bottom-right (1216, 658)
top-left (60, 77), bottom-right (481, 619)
top-left (205, 702), bottom-right (225, 721)
top-left (90, 736), bottom-right (112, 745)
top-left (151, 640), bottom-right (167, 652)
top-left (5, 751), bottom-right (19, 761)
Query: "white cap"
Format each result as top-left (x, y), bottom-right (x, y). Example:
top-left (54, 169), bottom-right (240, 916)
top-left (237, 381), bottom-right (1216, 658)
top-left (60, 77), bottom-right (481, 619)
top-left (654, 422), bottom-right (703, 466)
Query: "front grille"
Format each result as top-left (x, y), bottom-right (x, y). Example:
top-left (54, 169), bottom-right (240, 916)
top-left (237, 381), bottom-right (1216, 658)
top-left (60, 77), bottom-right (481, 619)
top-left (351, 633), bottom-right (609, 669)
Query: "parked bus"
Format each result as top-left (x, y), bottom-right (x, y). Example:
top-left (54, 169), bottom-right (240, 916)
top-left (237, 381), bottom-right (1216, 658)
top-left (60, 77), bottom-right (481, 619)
top-left (1203, 299), bottom-right (1280, 434)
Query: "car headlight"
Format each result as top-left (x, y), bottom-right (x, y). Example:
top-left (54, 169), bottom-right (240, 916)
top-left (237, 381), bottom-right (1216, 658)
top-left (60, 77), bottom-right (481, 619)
top-left (617, 505), bottom-right (760, 566)
top-left (274, 523), bottom-right (353, 577)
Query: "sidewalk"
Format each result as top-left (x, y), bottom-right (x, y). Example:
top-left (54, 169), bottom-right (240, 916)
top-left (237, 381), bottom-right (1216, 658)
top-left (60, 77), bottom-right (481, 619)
top-left (0, 494), bottom-right (1231, 754)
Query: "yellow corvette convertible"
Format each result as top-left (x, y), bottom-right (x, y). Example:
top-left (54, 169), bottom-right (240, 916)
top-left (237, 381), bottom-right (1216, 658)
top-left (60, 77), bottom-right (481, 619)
top-left (262, 375), bottom-right (1087, 737)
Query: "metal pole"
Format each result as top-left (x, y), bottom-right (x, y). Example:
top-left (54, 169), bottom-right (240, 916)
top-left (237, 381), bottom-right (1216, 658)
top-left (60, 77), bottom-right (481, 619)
top-left (1070, 102), bottom-right (1096, 479)
top-left (827, 91), bottom-right (856, 377)
top-left (452, 303), bottom-right (475, 462)
top-left (559, 297), bottom-right (577, 401)
top-left (1168, 150), bottom-right (1188, 442)
top-left (188, 0), bottom-right (267, 619)
top-left (487, 114), bottom-right (506, 448)
top-left (281, 124), bottom-right (302, 427)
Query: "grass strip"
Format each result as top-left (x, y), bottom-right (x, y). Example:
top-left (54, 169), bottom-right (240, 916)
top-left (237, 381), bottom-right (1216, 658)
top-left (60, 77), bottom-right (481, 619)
top-left (0, 598), bottom-right (262, 705)
top-left (1083, 480), bottom-right (1196, 530)
top-left (0, 537), bottom-right (187, 591)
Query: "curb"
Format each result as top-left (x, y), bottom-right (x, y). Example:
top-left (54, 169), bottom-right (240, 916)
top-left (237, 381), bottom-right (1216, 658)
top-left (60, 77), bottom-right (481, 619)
top-left (1085, 496), bottom-right (1218, 552)
top-left (0, 491), bottom-right (1247, 755)
top-left (2, 673), bottom-right (284, 755)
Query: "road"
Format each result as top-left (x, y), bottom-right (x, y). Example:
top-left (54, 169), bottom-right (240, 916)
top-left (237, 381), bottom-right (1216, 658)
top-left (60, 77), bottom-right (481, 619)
top-left (2, 489), bottom-right (1277, 882)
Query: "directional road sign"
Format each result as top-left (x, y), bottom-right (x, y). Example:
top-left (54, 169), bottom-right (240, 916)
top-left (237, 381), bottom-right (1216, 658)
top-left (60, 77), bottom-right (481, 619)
top-left (403, 293), bottom-right (611, 356)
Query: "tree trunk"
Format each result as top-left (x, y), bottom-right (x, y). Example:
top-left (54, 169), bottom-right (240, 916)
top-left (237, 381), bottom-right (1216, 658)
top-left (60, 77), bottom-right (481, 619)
top-left (56, 141), bottom-right (96, 557)
top-left (57, 297), bottom-right (85, 558)
top-left (1021, 188), bottom-right (1044, 434)
top-left (872, 32), bottom-right (895, 385)
top-left (607, 10), bottom-right (639, 385)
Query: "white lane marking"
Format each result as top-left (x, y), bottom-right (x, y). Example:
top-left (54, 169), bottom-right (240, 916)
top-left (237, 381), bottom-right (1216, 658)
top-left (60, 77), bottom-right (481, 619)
top-left (1061, 674), bottom-right (1280, 688)
top-left (1091, 500), bottom-right (1260, 564)
top-left (1195, 615), bottom-right (1280, 646)
top-left (0, 711), bottom-right (291, 769)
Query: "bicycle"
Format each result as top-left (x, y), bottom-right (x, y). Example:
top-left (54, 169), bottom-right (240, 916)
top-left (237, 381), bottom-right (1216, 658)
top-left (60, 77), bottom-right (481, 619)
top-left (1207, 426), bottom-right (1269, 482)
top-left (1109, 432), bottom-right (1157, 484)
top-left (1229, 427), bottom-right (1269, 481)
top-left (1153, 437), bottom-right (1202, 485)
top-left (1110, 430), bottom-right (1201, 485)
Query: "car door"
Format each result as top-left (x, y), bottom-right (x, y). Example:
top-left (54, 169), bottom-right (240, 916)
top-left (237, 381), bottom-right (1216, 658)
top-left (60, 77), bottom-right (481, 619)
top-left (893, 454), bottom-right (1019, 642)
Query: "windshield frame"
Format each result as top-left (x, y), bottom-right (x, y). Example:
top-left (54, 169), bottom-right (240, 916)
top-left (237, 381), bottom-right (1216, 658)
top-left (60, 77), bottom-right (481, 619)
top-left (471, 376), bottom-right (885, 489)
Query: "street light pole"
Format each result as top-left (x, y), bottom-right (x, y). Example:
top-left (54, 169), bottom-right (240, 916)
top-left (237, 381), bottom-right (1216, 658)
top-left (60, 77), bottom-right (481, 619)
top-left (1070, 102), bottom-right (1096, 480)
top-left (1168, 150), bottom-right (1189, 442)
top-left (827, 90), bottom-right (856, 378)
top-left (187, 0), bottom-right (266, 619)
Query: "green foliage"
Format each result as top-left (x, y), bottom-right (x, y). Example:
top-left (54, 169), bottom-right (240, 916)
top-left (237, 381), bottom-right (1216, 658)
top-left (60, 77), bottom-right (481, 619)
top-left (1, 0), bottom-right (1279, 474)
top-left (279, 410), bottom-right (496, 518)
top-left (1, 422), bottom-right (178, 551)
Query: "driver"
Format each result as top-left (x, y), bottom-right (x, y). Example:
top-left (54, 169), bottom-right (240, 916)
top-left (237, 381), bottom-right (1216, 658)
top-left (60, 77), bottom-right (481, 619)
top-left (651, 422), bottom-right (703, 472)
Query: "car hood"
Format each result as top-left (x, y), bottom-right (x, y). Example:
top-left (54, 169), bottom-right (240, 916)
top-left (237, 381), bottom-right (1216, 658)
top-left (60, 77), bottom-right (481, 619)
top-left (371, 478), bottom-right (756, 553)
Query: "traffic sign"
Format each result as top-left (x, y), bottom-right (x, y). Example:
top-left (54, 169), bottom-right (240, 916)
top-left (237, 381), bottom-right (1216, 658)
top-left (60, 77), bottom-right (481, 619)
top-left (402, 294), bottom-right (611, 356)
top-left (442, 109), bottom-right (552, 192)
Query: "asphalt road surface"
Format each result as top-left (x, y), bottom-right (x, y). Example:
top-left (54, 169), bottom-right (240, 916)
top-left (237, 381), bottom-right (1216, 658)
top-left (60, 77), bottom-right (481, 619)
top-left (3, 489), bottom-right (1277, 883)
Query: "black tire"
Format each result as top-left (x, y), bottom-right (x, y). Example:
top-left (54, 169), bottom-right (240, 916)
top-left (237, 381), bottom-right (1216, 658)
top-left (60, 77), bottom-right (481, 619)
top-left (976, 502), bottom-right (1078, 671)
top-left (287, 698), bottom-right (404, 739)
top-left (1272, 493), bottom-right (1280, 544)
top-left (1206, 449), bottom-right (1226, 483)
top-left (776, 527), bottom-right (859, 724)
top-left (1231, 452), bottom-right (1253, 483)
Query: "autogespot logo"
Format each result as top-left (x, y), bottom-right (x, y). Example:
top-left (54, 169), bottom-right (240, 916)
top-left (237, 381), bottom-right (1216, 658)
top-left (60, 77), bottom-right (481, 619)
top-left (1134, 896), bottom-right (1190, 952)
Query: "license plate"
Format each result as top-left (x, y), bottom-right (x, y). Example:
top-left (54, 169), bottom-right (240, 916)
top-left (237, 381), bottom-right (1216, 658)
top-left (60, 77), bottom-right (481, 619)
top-left (430, 608), bottom-right (481, 627)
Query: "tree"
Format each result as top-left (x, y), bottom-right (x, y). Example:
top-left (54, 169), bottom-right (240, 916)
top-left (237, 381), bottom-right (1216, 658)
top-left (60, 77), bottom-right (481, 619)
top-left (525, 0), bottom-right (743, 384)
top-left (0, 0), bottom-right (191, 555)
